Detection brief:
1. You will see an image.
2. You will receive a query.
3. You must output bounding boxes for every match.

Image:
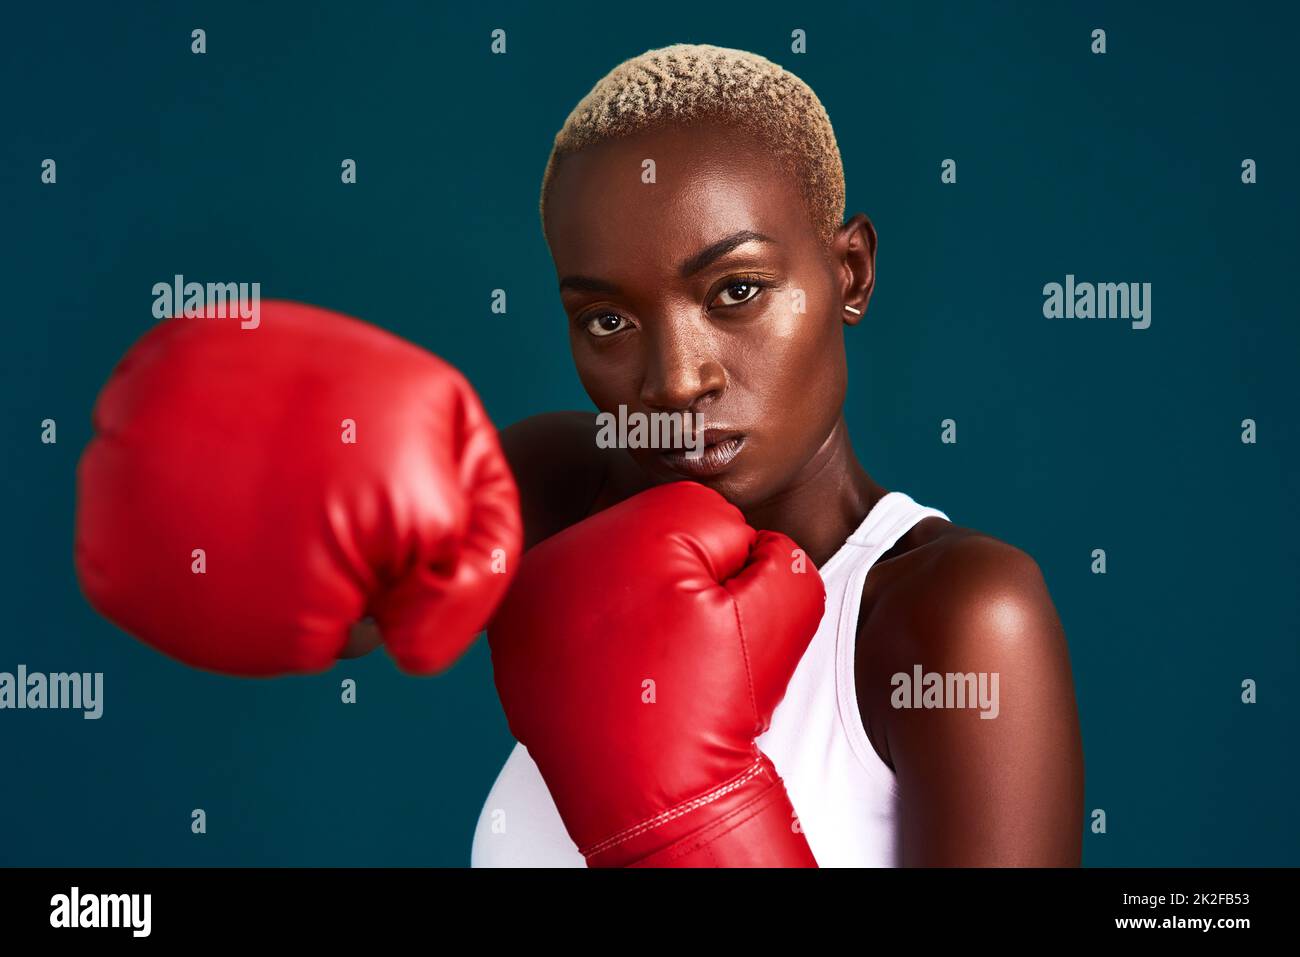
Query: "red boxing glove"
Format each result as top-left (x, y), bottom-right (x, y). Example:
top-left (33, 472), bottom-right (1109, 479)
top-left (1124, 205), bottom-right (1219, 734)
top-left (489, 482), bottom-right (824, 867)
top-left (75, 300), bottom-right (521, 676)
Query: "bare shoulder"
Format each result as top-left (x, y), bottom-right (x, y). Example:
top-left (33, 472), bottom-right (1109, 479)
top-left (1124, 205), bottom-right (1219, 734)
top-left (884, 525), bottom-right (1058, 645)
top-left (499, 412), bottom-right (607, 549)
top-left (499, 410), bottom-right (600, 464)
top-left (857, 521), bottom-right (1072, 765)
top-left (858, 522), bottom-right (1084, 865)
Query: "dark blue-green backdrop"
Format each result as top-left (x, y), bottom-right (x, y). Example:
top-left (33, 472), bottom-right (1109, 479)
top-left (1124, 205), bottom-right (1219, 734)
top-left (2, 1), bottom-right (1296, 865)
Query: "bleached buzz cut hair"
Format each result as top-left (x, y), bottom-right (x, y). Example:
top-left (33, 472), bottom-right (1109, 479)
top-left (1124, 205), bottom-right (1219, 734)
top-left (539, 43), bottom-right (846, 246)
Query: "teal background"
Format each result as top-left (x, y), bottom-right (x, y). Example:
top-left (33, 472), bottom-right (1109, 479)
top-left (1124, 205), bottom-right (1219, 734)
top-left (2, 1), bottom-right (1295, 865)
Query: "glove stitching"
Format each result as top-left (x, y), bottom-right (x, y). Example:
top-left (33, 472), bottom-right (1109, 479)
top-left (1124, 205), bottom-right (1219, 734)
top-left (581, 757), bottom-right (766, 858)
top-left (729, 550), bottom-right (762, 731)
top-left (639, 776), bottom-right (787, 866)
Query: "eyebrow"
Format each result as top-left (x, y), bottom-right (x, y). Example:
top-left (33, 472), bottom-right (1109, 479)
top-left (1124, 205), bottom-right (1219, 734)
top-left (557, 230), bottom-right (777, 295)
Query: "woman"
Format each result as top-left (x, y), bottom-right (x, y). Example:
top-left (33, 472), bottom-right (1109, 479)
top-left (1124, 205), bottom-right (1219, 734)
top-left (472, 43), bottom-right (1083, 867)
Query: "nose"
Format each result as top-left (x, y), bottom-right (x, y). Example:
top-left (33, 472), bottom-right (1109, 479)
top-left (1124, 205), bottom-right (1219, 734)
top-left (639, 323), bottom-right (727, 413)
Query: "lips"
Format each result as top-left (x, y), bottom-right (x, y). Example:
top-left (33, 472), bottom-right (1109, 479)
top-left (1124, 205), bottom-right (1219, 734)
top-left (659, 429), bottom-right (747, 478)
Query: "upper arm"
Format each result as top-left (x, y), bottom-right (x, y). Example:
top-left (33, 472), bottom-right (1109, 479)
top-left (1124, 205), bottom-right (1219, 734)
top-left (886, 539), bottom-right (1084, 866)
top-left (499, 412), bottom-right (607, 550)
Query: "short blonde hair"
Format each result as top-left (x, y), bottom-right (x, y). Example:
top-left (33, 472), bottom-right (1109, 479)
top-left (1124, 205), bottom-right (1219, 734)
top-left (539, 43), bottom-right (845, 246)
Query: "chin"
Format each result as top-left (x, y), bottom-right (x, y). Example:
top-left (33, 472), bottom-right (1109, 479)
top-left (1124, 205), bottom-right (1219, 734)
top-left (687, 471), bottom-right (769, 512)
top-left (632, 441), bottom-right (779, 512)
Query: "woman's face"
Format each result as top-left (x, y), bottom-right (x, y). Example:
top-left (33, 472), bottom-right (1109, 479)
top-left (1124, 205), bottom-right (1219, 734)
top-left (544, 122), bottom-right (867, 510)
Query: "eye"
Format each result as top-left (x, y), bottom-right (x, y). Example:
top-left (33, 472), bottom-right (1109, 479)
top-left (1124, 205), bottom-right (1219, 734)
top-left (711, 279), bottom-right (765, 308)
top-left (583, 313), bottom-right (631, 337)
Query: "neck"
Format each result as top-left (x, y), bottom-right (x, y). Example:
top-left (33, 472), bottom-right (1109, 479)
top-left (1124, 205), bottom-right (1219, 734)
top-left (742, 417), bottom-right (886, 566)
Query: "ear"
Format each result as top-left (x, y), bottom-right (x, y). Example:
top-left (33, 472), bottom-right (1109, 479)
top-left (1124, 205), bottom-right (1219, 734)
top-left (834, 213), bottom-right (877, 326)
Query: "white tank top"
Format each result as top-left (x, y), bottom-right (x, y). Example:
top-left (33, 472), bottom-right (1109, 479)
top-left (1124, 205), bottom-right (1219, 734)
top-left (470, 490), bottom-right (950, 867)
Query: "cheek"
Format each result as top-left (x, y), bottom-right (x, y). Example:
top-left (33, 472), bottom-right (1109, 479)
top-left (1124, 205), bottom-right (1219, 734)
top-left (571, 341), bottom-right (640, 411)
top-left (753, 307), bottom-right (845, 418)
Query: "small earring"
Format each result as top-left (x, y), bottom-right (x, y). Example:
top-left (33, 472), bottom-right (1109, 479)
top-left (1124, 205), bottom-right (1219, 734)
top-left (843, 304), bottom-right (862, 316)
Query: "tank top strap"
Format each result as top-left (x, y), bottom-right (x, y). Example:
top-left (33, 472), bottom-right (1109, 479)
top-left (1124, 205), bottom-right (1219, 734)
top-left (820, 491), bottom-right (951, 580)
top-left (825, 490), bottom-right (951, 786)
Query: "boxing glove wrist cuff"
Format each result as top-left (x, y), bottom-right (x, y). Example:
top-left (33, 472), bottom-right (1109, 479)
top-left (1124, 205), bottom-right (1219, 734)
top-left (582, 753), bottom-right (818, 868)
